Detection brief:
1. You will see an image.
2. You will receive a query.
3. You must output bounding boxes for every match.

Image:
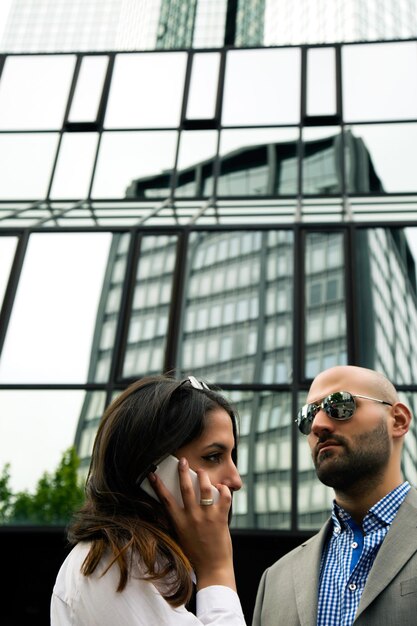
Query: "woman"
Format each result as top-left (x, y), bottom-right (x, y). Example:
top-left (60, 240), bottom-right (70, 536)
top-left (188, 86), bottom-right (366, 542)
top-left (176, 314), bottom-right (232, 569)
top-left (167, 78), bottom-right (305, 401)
top-left (51, 375), bottom-right (245, 625)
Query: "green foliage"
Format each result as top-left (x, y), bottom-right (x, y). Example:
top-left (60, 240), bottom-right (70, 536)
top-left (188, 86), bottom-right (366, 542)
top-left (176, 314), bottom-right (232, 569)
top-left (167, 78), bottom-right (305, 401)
top-left (0, 463), bottom-right (13, 522)
top-left (1, 447), bottom-right (85, 526)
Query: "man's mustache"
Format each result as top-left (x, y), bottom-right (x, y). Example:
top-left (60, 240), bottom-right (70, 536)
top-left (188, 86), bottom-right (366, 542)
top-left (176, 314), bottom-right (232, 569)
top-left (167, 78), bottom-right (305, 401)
top-left (313, 433), bottom-right (348, 459)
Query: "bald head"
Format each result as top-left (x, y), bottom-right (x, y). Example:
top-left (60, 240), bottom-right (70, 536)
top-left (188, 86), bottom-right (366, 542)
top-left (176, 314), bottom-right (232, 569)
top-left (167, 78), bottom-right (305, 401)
top-left (308, 365), bottom-right (399, 405)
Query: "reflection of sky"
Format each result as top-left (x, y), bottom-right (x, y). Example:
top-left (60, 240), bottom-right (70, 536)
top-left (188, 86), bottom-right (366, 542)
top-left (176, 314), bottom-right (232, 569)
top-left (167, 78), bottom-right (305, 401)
top-left (0, 233), bottom-right (111, 382)
top-left (0, 55), bottom-right (76, 130)
top-left (0, 233), bottom-right (111, 493)
top-left (0, 1), bottom-right (12, 40)
top-left (222, 48), bottom-right (301, 126)
top-left (349, 124), bottom-right (417, 193)
top-left (0, 45), bottom-right (417, 197)
top-left (105, 53), bottom-right (187, 128)
top-left (92, 131), bottom-right (178, 198)
top-left (0, 390), bottom-right (85, 493)
top-left (343, 42), bottom-right (417, 122)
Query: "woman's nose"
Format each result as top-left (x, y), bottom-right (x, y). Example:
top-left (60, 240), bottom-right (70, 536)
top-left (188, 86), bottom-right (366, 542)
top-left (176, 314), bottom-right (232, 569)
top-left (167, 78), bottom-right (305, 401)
top-left (227, 462), bottom-right (243, 491)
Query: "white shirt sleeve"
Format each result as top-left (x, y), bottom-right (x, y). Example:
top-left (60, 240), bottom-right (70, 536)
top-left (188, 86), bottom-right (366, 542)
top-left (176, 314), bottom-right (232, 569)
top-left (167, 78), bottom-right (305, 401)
top-left (51, 543), bottom-right (246, 626)
top-left (196, 585), bottom-right (246, 625)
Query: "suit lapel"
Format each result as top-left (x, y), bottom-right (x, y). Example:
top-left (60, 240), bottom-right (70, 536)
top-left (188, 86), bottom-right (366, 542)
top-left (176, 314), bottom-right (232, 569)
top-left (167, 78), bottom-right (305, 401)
top-left (292, 520), bottom-right (332, 626)
top-left (355, 488), bottom-right (417, 620)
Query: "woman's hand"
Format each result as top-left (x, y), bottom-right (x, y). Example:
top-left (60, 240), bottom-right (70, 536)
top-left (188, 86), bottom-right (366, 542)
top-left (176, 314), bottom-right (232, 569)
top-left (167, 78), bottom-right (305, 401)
top-left (148, 457), bottom-right (236, 591)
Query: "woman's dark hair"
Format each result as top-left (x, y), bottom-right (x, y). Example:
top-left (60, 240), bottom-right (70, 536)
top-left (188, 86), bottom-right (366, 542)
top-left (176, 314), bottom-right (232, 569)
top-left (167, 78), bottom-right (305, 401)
top-left (68, 375), bottom-right (239, 607)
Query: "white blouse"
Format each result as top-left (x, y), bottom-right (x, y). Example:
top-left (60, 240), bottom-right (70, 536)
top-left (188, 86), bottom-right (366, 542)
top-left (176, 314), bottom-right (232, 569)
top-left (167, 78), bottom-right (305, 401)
top-left (51, 542), bottom-right (246, 625)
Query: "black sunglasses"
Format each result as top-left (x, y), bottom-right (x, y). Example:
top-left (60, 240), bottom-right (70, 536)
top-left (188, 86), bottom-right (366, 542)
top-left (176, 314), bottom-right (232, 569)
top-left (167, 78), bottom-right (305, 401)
top-left (296, 391), bottom-right (392, 435)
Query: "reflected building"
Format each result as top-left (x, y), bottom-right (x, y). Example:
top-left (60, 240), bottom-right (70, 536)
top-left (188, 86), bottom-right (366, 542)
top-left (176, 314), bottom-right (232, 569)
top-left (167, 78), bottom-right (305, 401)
top-left (356, 228), bottom-right (417, 384)
top-left (0, 0), bottom-right (196, 52)
top-left (0, 0), bottom-right (265, 52)
top-left (74, 130), bottom-right (417, 531)
top-left (1, 0), bottom-right (127, 52)
top-left (299, 227), bottom-right (417, 528)
top-left (2, 0), bottom-right (415, 52)
top-left (75, 226), bottom-right (297, 529)
top-left (74, 224), bottom-right (417, 529)
top-left (264, 0), bottom-right (417, 45)
top-left (156, 0), bottom-right (197, 49)
top-left (234, 0), bottom-right (266, 47)
top-left (126, 130), bottom-right (383, 198)
top-left (1, 31), bottom-right (417, 538)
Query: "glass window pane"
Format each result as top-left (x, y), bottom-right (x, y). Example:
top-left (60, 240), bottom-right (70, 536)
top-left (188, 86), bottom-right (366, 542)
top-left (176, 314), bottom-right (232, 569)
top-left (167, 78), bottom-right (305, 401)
top-left (219, 128), bottom-right (299, 196)
top-left (0, 389), bottom-right (85, 504)
top-left (104, 52), bottom-right (187, 128)
top-left (186, 52), bottom-right (220, 119)
top-left (0, 233), bottom-right (113, 383)
top-left (84, 233), bottom-right (129, 384)
top-left (342, 42), bottom-right (417, 122)
top-left (297, 407), bottom-right (333, 529)
top-left (192, 0), bottom-right (227, 49)
top-left (355, 228), bottom-right (417, 385)
top-left (307, 47), bottom-right (336, 116)
top-left (122, 235), bottom-right (178, 379)
top-left (68, 56), bottom-right (108, 122)
top-left (75, 391), bottom-right (107, 468)
top-left (302, 127), bottom-right (342, 195)
top-left (92, 131), bottom-right (178, 199)
top-left (50, 133), bottom-right (98, 199)
top-left (304, 232), bottom-right (347, 380)
top-left (178, 231), bottom-right (261, 383)
top-left (400, 391), bottom-right (417, 487)
top-left (222, 48), bottom-right (301, 126)
top-left (0, 55), bottom-right (76, 130)
top-left (0, 237), bottom-right (18, 310)
top-left (230, 390), bottom-right (292, 530)
top-left (177, 230), bottom-right (293, 384)
top-left (0, 133), bottom-right (59, 199)
top-left (175, 130), bottom-right (217, 197)
top-left (262, 232), bottom-right (294, 384)
top-left (345, 123), bottom-right (417, 193)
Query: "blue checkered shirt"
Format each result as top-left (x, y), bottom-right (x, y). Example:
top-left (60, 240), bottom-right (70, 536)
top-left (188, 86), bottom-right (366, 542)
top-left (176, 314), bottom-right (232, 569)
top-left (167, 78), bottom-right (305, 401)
top-left (317, 481), bottom-right (410, 626)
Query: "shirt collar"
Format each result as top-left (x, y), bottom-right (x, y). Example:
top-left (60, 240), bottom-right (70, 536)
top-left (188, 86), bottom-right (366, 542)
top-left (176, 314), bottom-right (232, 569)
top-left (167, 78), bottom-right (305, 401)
top-left (331, 481), bottom-right (410, 533)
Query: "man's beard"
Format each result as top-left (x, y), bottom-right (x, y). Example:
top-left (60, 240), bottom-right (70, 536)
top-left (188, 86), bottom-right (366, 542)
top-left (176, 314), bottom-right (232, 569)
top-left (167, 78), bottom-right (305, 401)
top-left (312, 419), bottom-right (390, 491)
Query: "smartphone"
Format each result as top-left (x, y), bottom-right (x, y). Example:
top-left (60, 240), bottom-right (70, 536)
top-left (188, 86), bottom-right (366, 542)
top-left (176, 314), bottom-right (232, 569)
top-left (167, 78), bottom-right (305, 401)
top-left (140, 454), bottom-right (220, 507)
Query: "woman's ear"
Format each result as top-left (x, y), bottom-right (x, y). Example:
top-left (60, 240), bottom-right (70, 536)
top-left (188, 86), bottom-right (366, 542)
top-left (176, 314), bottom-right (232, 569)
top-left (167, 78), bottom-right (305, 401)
top-left (391, 402), bottom-right (412, 439)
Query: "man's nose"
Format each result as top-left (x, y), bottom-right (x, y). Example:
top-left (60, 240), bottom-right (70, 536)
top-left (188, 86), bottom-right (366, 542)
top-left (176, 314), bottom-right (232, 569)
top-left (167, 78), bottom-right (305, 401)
top-left (310, 407), bottom-right (336, 436)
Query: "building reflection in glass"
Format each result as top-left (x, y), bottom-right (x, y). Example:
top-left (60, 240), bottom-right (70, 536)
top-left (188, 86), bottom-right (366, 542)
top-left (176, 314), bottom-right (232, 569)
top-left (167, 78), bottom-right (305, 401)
top-left (73, 130), bottom-right (417, 530)
top-left (126, 129), bottom-right (383, 198)
top-left (177, 230), bottom-right (293, 385)
top-left (74, 223), bottom-right (417, 528)
top-left (304, 232), bottom-right (347, 380)
top-left (299, 226), bottom-right (417, 529)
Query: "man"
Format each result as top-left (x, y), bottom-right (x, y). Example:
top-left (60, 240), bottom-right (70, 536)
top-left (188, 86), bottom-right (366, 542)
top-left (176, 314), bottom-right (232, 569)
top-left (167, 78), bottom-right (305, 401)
top-left (253, 365), bottom-right (417, 626)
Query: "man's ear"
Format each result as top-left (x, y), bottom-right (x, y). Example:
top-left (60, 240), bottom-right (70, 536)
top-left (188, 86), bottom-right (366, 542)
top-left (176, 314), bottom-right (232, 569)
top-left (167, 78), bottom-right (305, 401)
top-left (391, 402), bottom-right (411, 438)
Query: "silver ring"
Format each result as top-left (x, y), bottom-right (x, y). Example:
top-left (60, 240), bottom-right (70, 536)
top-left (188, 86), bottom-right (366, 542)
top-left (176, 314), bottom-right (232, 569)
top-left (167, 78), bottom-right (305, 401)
top-left (200, 498), bottom-right (214, 506)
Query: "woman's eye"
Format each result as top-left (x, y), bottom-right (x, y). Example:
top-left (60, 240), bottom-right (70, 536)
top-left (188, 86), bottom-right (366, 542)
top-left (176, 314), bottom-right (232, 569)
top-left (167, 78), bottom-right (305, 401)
top-left (202, 453), bottom-right (222, 464)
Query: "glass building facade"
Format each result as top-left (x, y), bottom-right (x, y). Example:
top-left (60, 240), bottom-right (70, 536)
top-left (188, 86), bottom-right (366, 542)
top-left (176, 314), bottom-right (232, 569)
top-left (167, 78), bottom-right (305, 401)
top-left (0, 9), bottom-right (417, 533)
top-left (2, 0), bottom-right (417, 52)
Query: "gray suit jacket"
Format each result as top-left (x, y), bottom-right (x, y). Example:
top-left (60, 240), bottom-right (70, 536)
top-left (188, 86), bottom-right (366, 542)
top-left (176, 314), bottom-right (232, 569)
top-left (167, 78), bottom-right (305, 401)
top-left (252, 488), bottom-right (417, 626)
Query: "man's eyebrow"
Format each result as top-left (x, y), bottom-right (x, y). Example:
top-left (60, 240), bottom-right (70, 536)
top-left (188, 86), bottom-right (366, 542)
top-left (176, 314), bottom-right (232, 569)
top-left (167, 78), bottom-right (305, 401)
top-left (308, 398), bottom-right (322, 405)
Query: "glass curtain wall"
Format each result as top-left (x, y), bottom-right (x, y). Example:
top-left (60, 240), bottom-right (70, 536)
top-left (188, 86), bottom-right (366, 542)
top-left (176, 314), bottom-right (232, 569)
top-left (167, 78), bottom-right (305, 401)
top-left (1, 39), bottom-right (417, 530)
